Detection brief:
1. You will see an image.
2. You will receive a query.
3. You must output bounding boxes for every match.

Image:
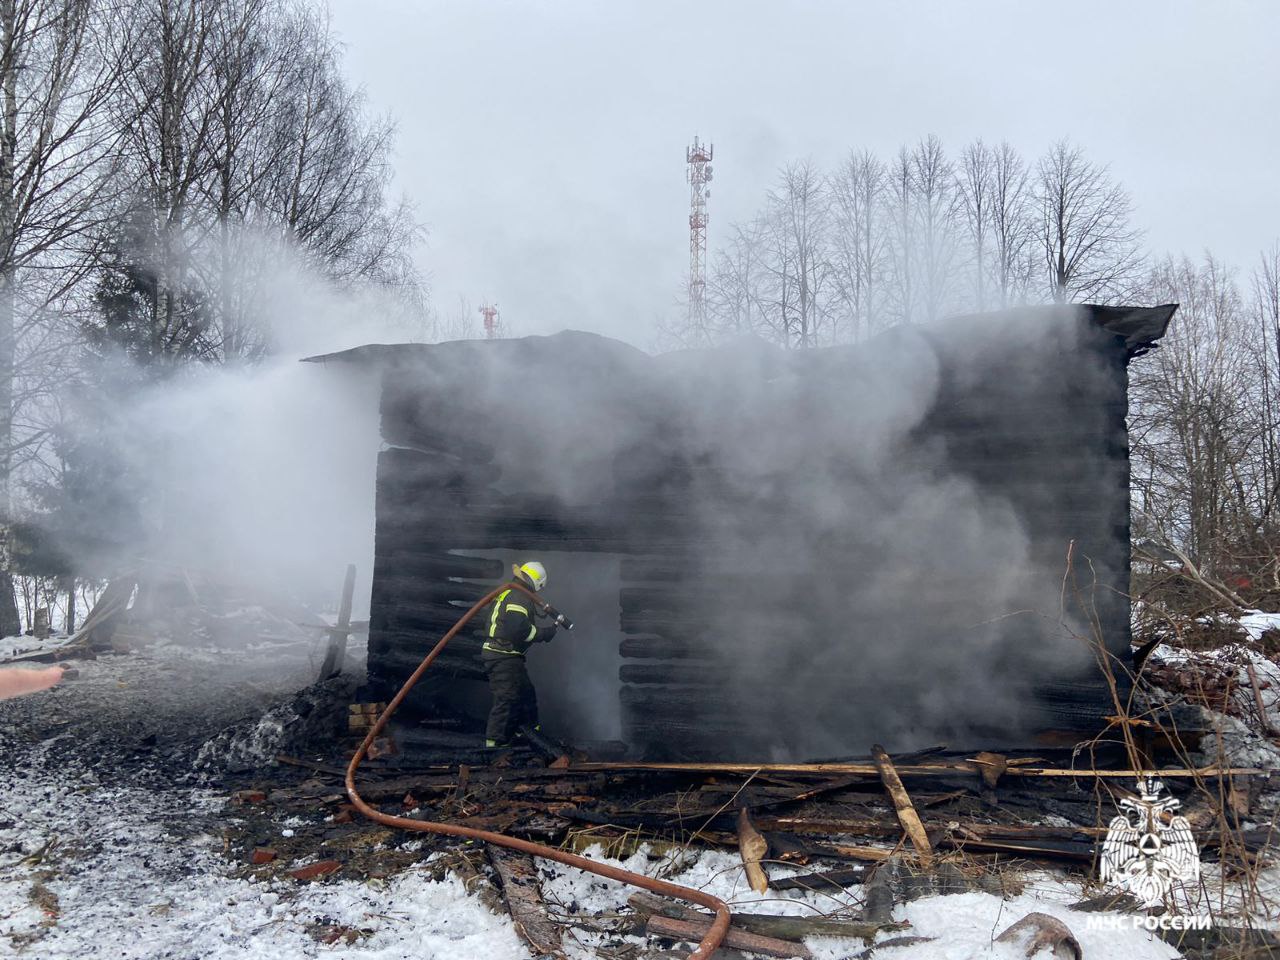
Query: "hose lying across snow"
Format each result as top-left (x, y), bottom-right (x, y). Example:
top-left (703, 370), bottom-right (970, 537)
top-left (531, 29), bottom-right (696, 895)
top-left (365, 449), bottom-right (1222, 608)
top-left (345, 582), bottom-right (732, 960)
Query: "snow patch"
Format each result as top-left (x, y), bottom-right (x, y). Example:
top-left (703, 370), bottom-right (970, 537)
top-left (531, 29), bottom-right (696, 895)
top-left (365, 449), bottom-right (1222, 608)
top-left (1239, 611), bottom-right (1280, 644)
top-left (0, 751), bottom-right (528, 959)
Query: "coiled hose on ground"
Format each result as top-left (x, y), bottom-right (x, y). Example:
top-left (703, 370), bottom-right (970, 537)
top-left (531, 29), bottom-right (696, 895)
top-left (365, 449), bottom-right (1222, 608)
top-left (345, 582), bottom-right (732, 959)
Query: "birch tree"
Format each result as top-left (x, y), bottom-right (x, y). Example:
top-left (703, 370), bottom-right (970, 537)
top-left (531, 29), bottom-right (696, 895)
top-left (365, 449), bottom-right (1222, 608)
top-left (96, 0), bottom-right (421, 364)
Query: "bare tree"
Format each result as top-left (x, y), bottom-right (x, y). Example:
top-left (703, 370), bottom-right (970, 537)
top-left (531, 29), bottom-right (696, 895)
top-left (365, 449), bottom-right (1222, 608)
top-left (201, 0), bottom-right (296, 361)
top-left (988, 141), bottom-right (1035, 307)
top-left (759, 160), bottom-right (831, 348)
top-left (1131, 255), bottom-right (1259, 576)
top-left (108, 0), bottom-right (225, 362)
top-left (828, 149), bottom-right (886, 341)
top-left (885, 146), bottom-right (916, 325)
top-left (96, 0), bottom-right (422, 364)
top-left (1252, 243), bottom-right (1280, 534)
top-left (705, 219), bottom-right (767, 342)
top-left (1035, 139), bottom-right (1141, 302)
top-left (260, 5), bottom-right (418, 288)
top-left (956, 139), bottom-right (994, 311)
top-left (0, 0), bottom-right (128, 634)
top-left (909, 135), bottom-right (959, 322)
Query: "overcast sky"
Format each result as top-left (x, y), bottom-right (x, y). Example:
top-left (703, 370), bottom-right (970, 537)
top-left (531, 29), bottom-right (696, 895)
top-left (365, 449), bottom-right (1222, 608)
top-left (328, 0), bottom-right (1279, 347)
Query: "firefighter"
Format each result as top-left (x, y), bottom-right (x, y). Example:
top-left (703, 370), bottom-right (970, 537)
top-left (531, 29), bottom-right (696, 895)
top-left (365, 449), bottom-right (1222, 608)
top-left (482, 560), bottom-right (557, 747)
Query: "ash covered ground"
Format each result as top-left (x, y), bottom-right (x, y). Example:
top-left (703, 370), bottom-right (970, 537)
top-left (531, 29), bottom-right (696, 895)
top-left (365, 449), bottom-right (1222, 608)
top-left (0, 611), bottom-right (1277, 959)
top-left (0, 612), bottom-right (325, 781)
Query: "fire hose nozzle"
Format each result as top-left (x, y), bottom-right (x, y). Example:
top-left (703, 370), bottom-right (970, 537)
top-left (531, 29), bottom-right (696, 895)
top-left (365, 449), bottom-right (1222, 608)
top-left (540, 602), bottom-right (574, 630)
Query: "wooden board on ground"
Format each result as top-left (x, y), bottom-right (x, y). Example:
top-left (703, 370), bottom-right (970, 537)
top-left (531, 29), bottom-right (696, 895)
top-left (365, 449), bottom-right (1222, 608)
top-left (486, 845), bottom-right (565, 959)
top-left (872, 744), bottom-right (934, 868)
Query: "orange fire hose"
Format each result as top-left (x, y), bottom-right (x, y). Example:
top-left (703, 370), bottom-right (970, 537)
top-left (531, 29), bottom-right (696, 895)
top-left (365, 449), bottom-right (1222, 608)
top-left (345, 582), bottom-right (732, 959)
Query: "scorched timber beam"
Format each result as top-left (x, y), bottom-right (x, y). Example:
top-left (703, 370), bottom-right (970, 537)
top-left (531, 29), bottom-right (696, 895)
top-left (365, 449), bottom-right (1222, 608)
top-left (567, 761), bottom-right (1268, 779)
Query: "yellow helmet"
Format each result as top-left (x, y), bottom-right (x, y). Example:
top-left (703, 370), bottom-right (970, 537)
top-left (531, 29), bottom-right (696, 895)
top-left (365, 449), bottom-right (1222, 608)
top-left (515, 561), bottom-right (548, 592)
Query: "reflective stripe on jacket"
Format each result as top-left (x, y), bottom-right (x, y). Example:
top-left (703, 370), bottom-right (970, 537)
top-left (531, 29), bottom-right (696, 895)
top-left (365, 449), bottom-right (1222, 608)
top-left (482, 582), bottom-right (549, 656)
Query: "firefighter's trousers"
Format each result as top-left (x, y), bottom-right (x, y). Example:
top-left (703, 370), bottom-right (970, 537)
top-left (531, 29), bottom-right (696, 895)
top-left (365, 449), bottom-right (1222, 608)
top-left (483, 654), bottom-right (538, 744)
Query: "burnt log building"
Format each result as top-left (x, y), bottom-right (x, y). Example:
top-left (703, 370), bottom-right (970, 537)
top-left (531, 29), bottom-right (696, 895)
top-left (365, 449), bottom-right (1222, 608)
top-left (307, 303), bottom-right (1176, 759)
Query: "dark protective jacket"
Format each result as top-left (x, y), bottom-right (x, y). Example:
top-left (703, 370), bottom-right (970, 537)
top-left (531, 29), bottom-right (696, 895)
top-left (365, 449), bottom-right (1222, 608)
top-left (481, 580), bottom-right (557, 657)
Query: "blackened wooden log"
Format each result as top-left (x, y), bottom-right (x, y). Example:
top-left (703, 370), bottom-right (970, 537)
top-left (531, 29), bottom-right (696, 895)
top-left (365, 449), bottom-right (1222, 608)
top-left (620, 636), bottom-right (720, 660)
top-left (770, 867), bottom-right (866, 891)
top-left (619, 662), bottom-right (717, 685)
top-left (374, 520), bottom-right (630, 555)
top-left (620, 609), bottom-right (718, 633)
top-left (619, 555), bottom-right (697, 583)
top-left (375, 600), bottom-right (477, 631)
top-left (620, 586), bottom-right (723, 611)
top-left (375, 631), bottom-right (485, 658)
top-left (379, 422), bottom-right (498, 462)
top-left (376, 446), bottom-right (500, 488)
top-left (372, 550), bottom-right (504, 581)
top-left (371, 577), bottom-right (493, 606)
top-left (373, 644), bottom-right (486, 681)
top-left (645, 915), bottom-right (811, 959)
top-left (629, 893), bottom-right (890, 943)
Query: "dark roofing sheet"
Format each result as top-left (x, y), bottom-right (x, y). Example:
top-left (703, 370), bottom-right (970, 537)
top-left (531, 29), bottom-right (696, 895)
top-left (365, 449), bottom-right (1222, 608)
top-left (301, 303), bottom-right (1179, 368)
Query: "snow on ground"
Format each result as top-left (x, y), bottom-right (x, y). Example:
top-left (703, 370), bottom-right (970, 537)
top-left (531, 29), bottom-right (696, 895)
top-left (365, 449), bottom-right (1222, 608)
top-left (0, 736), bottom-right (529, 959)
top-left (2, 619), bottom-right (1273, 959)
top-left (0, 732), bottom-right (1225, 960)
top-left (888, 889), bottom-right (1180, 960)
top-left (1238, 611), bottom-right (1280, 644)
top-left (1146, 637), bottom-right (1280, 765)
top-left (0, 635), bottom-right (77, 661)
top-left (540, 845), bottom-right (1185, 960)
top-left (0, 739), bottom-right (1196, 960)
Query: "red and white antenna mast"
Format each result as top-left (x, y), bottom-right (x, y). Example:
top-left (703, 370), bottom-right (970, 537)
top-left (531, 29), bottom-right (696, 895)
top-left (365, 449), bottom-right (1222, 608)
top-left (686, 137), bottom-right (713, 336)
top-left (479, 303), bottom-right (499, 339)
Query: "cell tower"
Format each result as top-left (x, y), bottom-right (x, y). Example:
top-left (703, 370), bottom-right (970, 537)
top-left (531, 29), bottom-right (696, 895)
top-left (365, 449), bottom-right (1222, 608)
top-left (686, 137), bottom-right (713, 334)
top-left (479, 303), bottom-right (499, 339)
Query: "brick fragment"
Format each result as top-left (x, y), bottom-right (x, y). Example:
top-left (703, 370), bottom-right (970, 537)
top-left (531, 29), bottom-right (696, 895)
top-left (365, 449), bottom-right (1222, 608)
top-left (290, 859), bottom-right (342, 881)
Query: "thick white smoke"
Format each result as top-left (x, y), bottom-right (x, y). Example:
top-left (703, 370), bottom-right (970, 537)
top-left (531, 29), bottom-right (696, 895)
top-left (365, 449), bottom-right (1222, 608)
top-left (75, 239), bottom-right (429, 617)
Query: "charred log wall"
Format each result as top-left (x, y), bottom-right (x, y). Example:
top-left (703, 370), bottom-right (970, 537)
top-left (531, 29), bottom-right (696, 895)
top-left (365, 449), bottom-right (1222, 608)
top-left (357, 308), bottom-right (1173, 758)
top-left (366, 333), bottom-right (652, 718)
top-left (913, 312), bottom-right (1137, 734)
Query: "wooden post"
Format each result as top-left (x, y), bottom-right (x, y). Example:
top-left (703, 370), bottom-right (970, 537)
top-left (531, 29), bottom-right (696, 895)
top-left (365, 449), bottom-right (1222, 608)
top-left (33, 606), bottom-right (49, 639)
top-left (319, 564), bottom-right (356, 680)
top-left (871, 744), bottom-right (934, 869)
